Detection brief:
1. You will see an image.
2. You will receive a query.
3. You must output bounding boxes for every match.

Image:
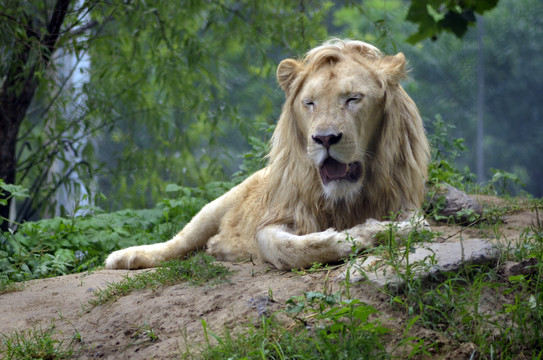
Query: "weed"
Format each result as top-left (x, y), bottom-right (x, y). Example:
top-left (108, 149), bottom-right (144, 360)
top-left (0, 278), bottom-right (24, 295)
top-left (291, 261), bottom-right (339, 275)
top-left (198, 290), bottom-right (392, 360)
top-left (377, 202), bottom-right (543, 359)
top-left (0, 323), bottom-right (78, 360)
top-left (287, 291), bottom-right (392, 358)
top-left (495, 215), bottom-right (543, 358)
top-left (426, 116), bottom-right (475, 190)
top-left (487, 169), bottom-right (525, 196)
top-left (123, 322), bottom-right (159, 351)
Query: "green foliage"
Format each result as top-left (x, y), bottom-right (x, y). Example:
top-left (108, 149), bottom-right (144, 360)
top-left (1, 207), bottom-right (160, 282)
top-left (0, 180), bottom-right (29, 206)
top-left (291, 261), bottom-right (338, 275)
top-left (231, 122), bottom-right (273, 184)
top-left (76, 0), bottom-right (335, 211)
top-left (0, 179), bottom-right (29, 229)
top-left (426, 116), bottom-right (474, 189)
top-left (87, 252), bottom-right (231, 309)
top-left (486, 169), bottom-right (525, 196)
top-left (0, 279), bottom-right (23, 295)
top-left (0, 180), bottom-right (234, 284)
top-left (405, 0), bottom-right (543, 196)
top-left (1, 0), bottom-right (336, 221)
top-left (333, 0), bottom-right (413, 53)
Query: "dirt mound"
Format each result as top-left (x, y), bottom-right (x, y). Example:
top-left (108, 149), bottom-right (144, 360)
top-left (2, 263), bottom-right (360, 359)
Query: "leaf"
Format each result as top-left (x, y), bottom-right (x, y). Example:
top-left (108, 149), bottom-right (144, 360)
top-left (467, 0), bottom-right (500, 13)
top-left (438, 10), bottom-right (473, 38)
top-left (0, 182), bottom-right (30, 198)
top-left (406, 0), bottom-right (499, 42)
top-left (508, 275), bottom-right (525, 283)
top-left (285, 303), bottom-right (305, 314)
top-left (351, 304), bottom-right (378, 323)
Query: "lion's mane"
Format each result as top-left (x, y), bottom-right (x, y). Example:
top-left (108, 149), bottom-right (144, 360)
top-left (261, 39), bottom-right (429, 235)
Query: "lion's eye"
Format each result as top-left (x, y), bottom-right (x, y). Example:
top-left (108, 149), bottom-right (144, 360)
top-left (346, 94), bottom-right (363, 106)
top-left (302, 99), bottom-right (315, 110)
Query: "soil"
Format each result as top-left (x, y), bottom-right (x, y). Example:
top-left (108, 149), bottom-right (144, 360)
top-left (0, 200), bottom-right (540, 359)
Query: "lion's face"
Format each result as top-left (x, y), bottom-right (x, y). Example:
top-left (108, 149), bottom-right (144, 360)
top-left (267, 40), bottom-right (428, 231)
top-left (296, 58), bottom-right (386, 200)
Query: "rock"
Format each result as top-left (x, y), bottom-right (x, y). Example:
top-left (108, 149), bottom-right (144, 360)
top-left (500, 258), bottom-right (539, 279)
top-left (427, 184), bottom-right (483, 222)
top-left (337, 239), bottom-right (498, 291)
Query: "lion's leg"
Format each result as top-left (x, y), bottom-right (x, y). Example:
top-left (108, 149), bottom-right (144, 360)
top-left (256, 225), bottom-right (353, 270)
top-left (104, 198), bottom-right (226, 269)
top-left (256, 215), bottom-right (429, 270)
top-left (256, 221), bottom-right (383, 270)
top-left (104, 175), bottom-right (258, 269)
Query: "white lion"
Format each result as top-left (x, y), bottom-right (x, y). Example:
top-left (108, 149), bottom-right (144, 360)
top-left (105, 39), bottom-right (430, 271)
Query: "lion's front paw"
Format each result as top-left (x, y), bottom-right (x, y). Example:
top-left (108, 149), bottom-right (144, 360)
top-left (104, 249), bottom-right (154, 270)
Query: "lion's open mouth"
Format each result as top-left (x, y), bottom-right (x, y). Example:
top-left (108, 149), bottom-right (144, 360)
top-left (319, 157), bottom-right (362, 185)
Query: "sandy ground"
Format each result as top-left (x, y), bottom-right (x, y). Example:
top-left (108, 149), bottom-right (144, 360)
top-left (0, 202), bottom-right (540, 359)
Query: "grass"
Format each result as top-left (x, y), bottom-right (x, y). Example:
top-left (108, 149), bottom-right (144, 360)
top-left (384, 203), bottom-right (543, 359)
top-left (0, 323), bottom-right (79, 360)
top-left (193, 285), bottom-right (395, 360)
top-left (123, 322), bottom-right (160, 351)
top-left (86, 252), bottom-right (231, 309)
top-left (0, 279), bottom-right (24, 295)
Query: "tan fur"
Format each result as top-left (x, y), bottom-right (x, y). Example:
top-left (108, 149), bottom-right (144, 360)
top-left (105, 39), bottom-right (430, 271)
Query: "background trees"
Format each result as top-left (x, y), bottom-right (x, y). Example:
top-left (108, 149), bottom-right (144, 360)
top-left (407, 0), bottom-right (543, 194)
top-left (1, 0), bottom-right (541, 231)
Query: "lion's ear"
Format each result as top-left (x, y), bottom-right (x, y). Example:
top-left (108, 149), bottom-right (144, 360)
top-left (277, 59), bottom-right (303, 94)
top-left (379, 53), bottom-right (407, 85)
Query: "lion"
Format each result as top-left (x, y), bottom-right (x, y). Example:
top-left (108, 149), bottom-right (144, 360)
top-left (105, 39), bottom-right (430, 271)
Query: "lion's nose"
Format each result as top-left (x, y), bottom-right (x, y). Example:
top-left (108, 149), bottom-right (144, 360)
top-left (312, 133), bottom-right (343, 149)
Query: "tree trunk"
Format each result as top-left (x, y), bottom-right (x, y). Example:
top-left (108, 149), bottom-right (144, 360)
top-left (476, 15), bottom-right (485, 183)
top-left (0, 0), bottom-right (71, 231)
top-left (0, 120), bottom-right (21, 229)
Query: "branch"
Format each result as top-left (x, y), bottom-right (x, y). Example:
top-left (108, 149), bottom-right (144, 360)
top-left (42, 0), bottom-right (71, 61)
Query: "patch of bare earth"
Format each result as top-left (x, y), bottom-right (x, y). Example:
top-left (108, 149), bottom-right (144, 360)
top-left (0, 202), bottom-right (540, 359)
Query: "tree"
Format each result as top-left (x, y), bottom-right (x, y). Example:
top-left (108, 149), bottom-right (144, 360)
top-left (1, 0), bottom-right (73, 229)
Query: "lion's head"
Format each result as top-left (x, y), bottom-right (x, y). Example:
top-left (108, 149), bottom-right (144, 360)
top-left (262, 39), bottom-right (429, 234)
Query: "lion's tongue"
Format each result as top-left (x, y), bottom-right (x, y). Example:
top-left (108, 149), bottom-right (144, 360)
top-left (321, 157), bottom-right (348, 182)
